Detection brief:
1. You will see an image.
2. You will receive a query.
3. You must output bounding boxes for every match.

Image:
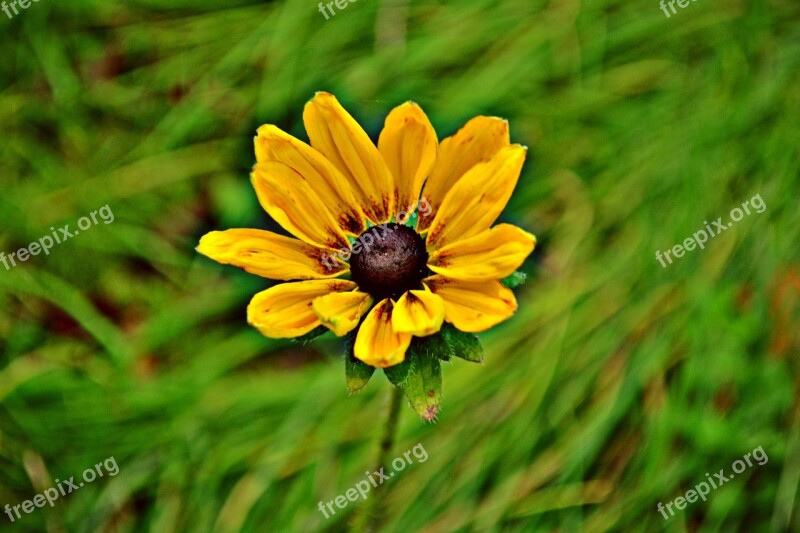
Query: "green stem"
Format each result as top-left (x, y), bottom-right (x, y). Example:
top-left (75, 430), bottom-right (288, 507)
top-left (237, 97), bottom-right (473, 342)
top-left (353, 385), bottom-right (403, 532)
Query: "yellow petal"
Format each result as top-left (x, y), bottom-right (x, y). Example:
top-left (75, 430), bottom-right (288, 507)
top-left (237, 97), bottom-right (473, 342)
top-left (425, 275), bottom-right (517, 333)
top-left (354, 299), bottom-right (412, 368)
top-left (251, 161), bottom-right (350, 250)
top-left (312, 290), bottom-right (373, 336)
top-left (303, 92), bottom-right (395, 223)
top-left (254, 125), bottom-right (366, 235)
top-left (418, 116), bottom-right (510, 231)
top-left (426, 145), bottom-right (527, 250)
top-left (392, 290), bottom-right (444, 337)
top-left (392, 289), bottom-right (446, 336)
top-left (197, 229), bottom-right (347, 280)
top-left (428, 224), bottom-right (536, 282)
top-left (247, 280), bottom-right (357, 338)
top-left (378, 102), bottom-right (437, 222)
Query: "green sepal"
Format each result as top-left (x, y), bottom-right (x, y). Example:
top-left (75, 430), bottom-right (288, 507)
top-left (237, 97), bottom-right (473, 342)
top-left (408, 330), bottom-right (450, 361)
top-left (404, 210), bottom-right (419, 229)
top-left (291, 325), bottom-right (328, 345)
top-left (384, 357), bottom-right (414, 386)
top-left (501, 271), bottom-right (527, 289)
top-left (344, 331), bottom-right (374, 393)
top-left (345, 354), bottom-right (375, 394)
top-left (441, 323), bottom-right (484, 363)
top-left (399, 350), bottom-right (442, 422)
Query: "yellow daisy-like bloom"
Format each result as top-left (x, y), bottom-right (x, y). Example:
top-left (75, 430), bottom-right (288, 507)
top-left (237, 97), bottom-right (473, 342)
top-left (197, 92), bottom-right (536, 368)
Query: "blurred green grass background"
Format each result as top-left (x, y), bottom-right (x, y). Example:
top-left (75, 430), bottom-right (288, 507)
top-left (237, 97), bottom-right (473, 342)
top-left (1, 0), bottom-right (799, 531)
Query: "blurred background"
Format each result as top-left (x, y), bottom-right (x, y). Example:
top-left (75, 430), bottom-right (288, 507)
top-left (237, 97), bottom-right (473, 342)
top-left (1, 0), bottom-right (799, 531)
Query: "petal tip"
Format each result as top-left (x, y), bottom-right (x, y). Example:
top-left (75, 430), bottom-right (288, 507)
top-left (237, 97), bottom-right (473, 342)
top-left (255, 124), bottom-right (282, 139)
top-left (195, 233), bottom-right (218, 256)
top-left (311, 91), bottom-right (336, 104)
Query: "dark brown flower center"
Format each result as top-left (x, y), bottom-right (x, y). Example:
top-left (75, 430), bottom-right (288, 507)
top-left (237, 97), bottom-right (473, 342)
top-left (350, 223), bottom-right (428, 300)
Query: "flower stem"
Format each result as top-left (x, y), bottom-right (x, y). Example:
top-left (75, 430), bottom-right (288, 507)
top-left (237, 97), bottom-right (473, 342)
top-left (353, 385), bottom-right (403, 532)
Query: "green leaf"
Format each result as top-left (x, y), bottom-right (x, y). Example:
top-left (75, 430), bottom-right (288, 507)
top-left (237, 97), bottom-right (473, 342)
top-left (410, 329), bottom-right (451, 361)
top-left (501, 271), bottom-right (527, 289)
top-left (404, 209), bottom-right (419, 229)
top-left (290, 325), bottom-right (328, 345)
top-left (384, 357), bottom-right (414, 386)
top-left (345, 355), bottom-right (375, 394)
top-left (441, 324), bottom-right (484, 363)
top-left (400, 351), bottom-right (442, 422)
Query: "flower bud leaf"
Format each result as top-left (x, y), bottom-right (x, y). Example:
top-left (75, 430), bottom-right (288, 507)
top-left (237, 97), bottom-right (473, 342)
top-left (441, 324), bottom-right (484, 363)
top-left (384, 358), bottom-right (414, 386)
top-left (400, 352), bottom-right (442, 422)
top-left (501, 271), bottom-right (527, 289)
top-left (291, 325), bottom-right (328, 345)
top-left (409, 329), bottom-right (450, 361)
top-left (404, 210), bottom-right (419, 229)
top-left (346, 354), bottom-right (375, 394)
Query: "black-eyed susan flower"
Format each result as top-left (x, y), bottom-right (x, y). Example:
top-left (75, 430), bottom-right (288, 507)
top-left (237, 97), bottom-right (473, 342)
top-left (197, 92), bottom-right (535, 418)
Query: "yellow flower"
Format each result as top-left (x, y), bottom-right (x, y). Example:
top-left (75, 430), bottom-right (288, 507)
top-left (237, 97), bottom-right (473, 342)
top-left (197, 92), bottom-right (536, 368)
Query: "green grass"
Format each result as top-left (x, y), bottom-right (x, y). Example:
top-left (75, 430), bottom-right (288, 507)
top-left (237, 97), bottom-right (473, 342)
top-left (1, 0), bottom-right (799, 531)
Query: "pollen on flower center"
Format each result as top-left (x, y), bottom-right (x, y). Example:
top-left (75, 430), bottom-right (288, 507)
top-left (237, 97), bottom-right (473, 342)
top-left (350, 223), bottom-right (428, 300)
